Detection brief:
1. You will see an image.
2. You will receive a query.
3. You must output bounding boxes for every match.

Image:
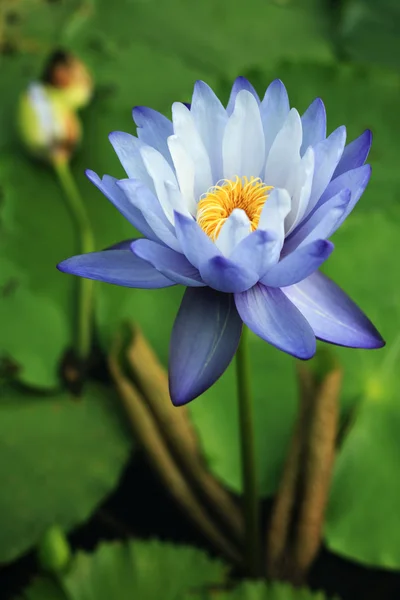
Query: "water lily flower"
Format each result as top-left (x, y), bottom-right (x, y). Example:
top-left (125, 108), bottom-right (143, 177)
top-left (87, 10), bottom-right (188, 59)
top-left (58, 77), bottom-right (385, 405)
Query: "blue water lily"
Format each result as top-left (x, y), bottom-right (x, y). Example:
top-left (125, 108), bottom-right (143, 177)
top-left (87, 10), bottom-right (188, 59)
top-left (58, 77), bottom-right (384, 405)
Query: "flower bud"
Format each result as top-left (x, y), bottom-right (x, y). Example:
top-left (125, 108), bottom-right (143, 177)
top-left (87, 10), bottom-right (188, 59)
top-left (17, 82), bottom-right (81, 163)
top-left (42, 51), bottom-right (93, 110)
top-left (36, 525), bottom-right (71, 573)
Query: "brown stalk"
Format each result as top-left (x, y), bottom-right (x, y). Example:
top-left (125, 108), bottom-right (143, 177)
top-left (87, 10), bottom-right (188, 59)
top-left (108, 337), bottom-right (242, 566)
top-left (265, 360), bottom-right (341, 583)
top-left (266, 364), bottom-right (315, 579)
top-left (289, 366), bottom-right (341, 583)
top-left (125, 325), bottom-right (245, 545)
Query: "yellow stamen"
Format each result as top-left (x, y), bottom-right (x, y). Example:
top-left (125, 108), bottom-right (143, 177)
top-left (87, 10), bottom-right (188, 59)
top-left (196, 176), bottom-right (273, 240)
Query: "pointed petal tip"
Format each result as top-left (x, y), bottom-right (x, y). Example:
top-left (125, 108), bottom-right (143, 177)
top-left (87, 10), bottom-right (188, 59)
top-left (108, 130), bottom-right (130, 146)
top-left (169, 383), bottom-right (197, 407)
top-left (194, 79), bottom-right (209, 88)
top-left (270, 78), bottom-right (286, 88)
top-left (132, 106), bottom-right (144, 124)
top-left (365, 128), bottom-right (373, 142)
top-left (360, 329), bottom-right (386, 350)
top-left (108, 130), bottom-right (118, 142)
top-left (293, 345), bottom-right (317, 361)
top-left (56, 256), bottom-right (77, 275)
top-left (85, 168), bottom-right (100, 184)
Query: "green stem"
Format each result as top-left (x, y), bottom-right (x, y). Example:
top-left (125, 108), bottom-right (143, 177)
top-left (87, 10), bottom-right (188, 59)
top-left (54, 159), bottom-right (95, 360)
top-left (236, 326), bottom-right (261, 576)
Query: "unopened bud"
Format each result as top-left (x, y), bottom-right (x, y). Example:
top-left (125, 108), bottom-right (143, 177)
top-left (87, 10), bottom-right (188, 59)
top-left (37, 525), bottom-right (71, 573)
top-left (17, 82), bottom-right (81, 163)
top-left (42, 51), bottom-right (93, 110)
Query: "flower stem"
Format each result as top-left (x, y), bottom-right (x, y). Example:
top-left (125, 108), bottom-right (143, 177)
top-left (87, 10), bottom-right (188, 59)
top-left (236, 326), bottom-right (261, 576)
top-left (53, 159), bottom-right (95, 360)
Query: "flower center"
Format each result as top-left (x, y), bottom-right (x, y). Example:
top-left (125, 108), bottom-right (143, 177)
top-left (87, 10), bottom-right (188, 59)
top-left (196, 176), bottom-right (273, 240)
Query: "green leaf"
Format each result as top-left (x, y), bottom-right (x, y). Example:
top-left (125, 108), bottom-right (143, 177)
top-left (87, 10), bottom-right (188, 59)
top-left (0, 155), bottom-right (76, 388)
top-left (0, 283), bottom-right (71, 389)
top-left (0, 383), bottom-right (132, 563)
top-left (324, 352), bottom-right (400, 569)
top-left (195, 580), bottom-right (337, 599)
top-left (19, 540), bottom-right (227, 600)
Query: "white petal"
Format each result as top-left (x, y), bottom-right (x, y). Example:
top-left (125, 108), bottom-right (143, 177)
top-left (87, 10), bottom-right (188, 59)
top-left (108, 132), bottom-right (154, 192)
top-left (258, 187), bottom-right (291, 250)
top-left (285, 147), bottom-right (315, 234)
top-left (260, 79), bottom-right (290, 160)
top-left (140, 145), bottom-right (178, 223)
top-left (172, 102), bottom-right (213, 198)
top-left (264, 109), bottom-right (302, 188)
top-left (191, 81), bottom-right (228, 182)
top-left (165, 180), bottom-right (191, 218)
top-left (214, 208), bottom-right (251, 255)
top-left (167, 135), bottom-right (197, 215)
top-left (223, 90), bottom-right (265, 180)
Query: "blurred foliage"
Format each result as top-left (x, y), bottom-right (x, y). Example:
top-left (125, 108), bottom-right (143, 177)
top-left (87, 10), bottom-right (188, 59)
top-left (0, 384), bottom-right (132, 563)
top-left (336, 0), bottom-right (400, 69)
top-left (18, 539), bottom-right (227, 600)
top-left (198, 581), bottom-right (338, 599)
top-left (0, 0), bottom-right (399, 578)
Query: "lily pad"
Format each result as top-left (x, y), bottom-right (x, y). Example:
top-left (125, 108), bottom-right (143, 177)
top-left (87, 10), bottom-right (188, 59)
top-left (0, 383), bottom-right (132, 563)
top-left (18, 540), bottom-right (227, 600)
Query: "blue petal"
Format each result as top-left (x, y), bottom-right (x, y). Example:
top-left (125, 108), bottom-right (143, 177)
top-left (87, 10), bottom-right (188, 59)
top-left (306, 126), bottom-right (347, 214)
top-left (333, 130), bottom-right (372, 179)
top-left (173, 212), bottom-right (260, 292)
top-left (131, 239), bottom-right (205, 287)
top-left (57, 249), bottom-right (175, 288)
top-left (169, 287), bottom-right (242, 405)
top-left (132, 106), bottom-right (174, 166)
top-left (108, 132), bottom-right (154, 190)
top-left (86, 170), bottom-right (156, 241)
top-left (261, 240), bottom-right (334, 287)
top-left (283, 272), bottom-right (385, 349)
top-left (317, 164), bottom-right (371, 228)
top-left (117, 179), bottom-right (180, 251)
top-left (226, 76), bottom-right (260, 115)
top-left (300, 98), bottom-right (326, 155)
top-left (234, 283), bottom-right (316, 359)
top-left (174, 211), bottom-right (218, 269)
top-left (285, 189), bottom-right (350, 253)
top-left (199, 255), bottom-right (259, 293)
top-left (230, 229), bottom-right (280, 278)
